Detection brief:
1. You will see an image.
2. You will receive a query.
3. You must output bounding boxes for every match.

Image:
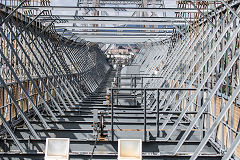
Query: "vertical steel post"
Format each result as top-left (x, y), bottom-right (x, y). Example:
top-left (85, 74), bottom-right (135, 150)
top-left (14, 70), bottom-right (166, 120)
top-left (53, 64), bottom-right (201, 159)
top-left (134, 76), bottom-right (137, 105)
top-left (144, 89), bottom-right (147, 142)
top-left (141, 77), bottom-right (144, 104)
top-left (116, 76), bottom-right (119, 88)
top-left (156, 89), bottom-right (160, 137)
top-left (111, 89), bottom-right (114, 141)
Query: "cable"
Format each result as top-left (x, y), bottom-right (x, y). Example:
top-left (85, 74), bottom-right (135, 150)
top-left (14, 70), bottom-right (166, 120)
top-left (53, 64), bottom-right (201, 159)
top-left (90, 128), bottom-right (99, 160)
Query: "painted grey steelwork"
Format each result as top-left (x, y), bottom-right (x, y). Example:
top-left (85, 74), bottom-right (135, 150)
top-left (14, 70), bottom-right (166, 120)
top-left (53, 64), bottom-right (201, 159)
top-left (16, 6), bottom-right (208, 13)
top-left (0, 1), bottom-right (110, 156)
top-left (0, 0), bottom-right (240, 160)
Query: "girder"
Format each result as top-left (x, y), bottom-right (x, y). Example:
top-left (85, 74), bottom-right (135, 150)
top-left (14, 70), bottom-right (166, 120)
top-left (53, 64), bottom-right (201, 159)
top-left (62, 35), bottom-right (170, 38)
top-left (17, 6), bottom-right (206, 13)
top-left (0, 0), bottom-right (240, 160)
top-left (55, 26), bottom-right (174, 31)
top-left (58, 30), bottom-right (173, 35)
top-left (34, 15), bottom-right (192, 22)
top-left (43, 19), bottom-right (187, 25)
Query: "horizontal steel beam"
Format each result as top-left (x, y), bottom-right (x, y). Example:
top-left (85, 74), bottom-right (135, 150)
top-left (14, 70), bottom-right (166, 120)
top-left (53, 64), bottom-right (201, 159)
top-left (69, 36), bottom-right (169, 43)
top-left (55, 26), bottom-right (174, 31)
top-left (58, 31), bottom-right (173, 36)
top-left (0, 139), bottom-right (219, 159)
top-left (17, 6), bottom-right (208, 13)
top-left (76, 0), bottom-right (164, 5)
top-left (36, 15), bottom-right (192, 22)
top-left (62, 35), bottom-right (171, 38)
top-left (29, 121), bottom-right (191, 126)
top-left (0, 139), bottom-right (206, 144)
top-left (15, 128), bottom-right (208, 134)
top-left (111, 88), bottom-right (206, 91)
top-left (0, 153), bottom-right (222, 160)
top-left (78, 38), bottom-right (156, 43)
top-left (44, 19), bottom-right (186, 25)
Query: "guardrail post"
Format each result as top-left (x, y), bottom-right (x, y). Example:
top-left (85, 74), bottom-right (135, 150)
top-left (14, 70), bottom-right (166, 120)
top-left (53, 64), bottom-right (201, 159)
top-left (156, 89), bottom-right (160, 137)
top-left (111, 89), bottom-right (114, 141)
top-left (144, 89), bottom-right (147, 142)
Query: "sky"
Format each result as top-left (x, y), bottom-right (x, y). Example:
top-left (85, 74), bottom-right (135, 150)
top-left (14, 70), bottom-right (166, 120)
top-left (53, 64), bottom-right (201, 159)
top-left (50, 0), bottom-right (177, 17)
top-left (50, 0), bottom-right (177, 7)
top-left (49, 0), bottom-right (178, 43)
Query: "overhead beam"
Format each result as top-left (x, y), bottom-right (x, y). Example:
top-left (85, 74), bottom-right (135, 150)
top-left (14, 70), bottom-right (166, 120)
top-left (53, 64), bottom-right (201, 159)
top-left (43, 19), bottom-right (186, 25)
top-left (17, 6), bottom-right (208, 13)
top-left (32, 15), bottom-right (192, 22)
top-left (57, 31), bottom-right (173, 36)
top-left (74, 38), bottom-right (168, 43)
top-left (62, 35), bottom-right (170, 38)
top-left (55, 26), bottom-right (174, 31)
top-left (76, 0), bottom-right (163, 5)
top-left (81, 39), bottom-right (152, 43)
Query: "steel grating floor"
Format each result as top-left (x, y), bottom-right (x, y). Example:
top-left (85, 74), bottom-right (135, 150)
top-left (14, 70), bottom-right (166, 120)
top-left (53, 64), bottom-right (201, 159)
top-left (0, 71), bottom-right (221, 160)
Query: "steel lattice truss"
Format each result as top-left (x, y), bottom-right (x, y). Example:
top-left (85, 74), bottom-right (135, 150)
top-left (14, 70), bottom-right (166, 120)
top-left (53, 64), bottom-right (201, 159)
top-left (0, 0), bottom-right (240, 160)
top-left (132, 1), bottom-right (240, 159)
top-left (0, 0), bottom-right (110, 154)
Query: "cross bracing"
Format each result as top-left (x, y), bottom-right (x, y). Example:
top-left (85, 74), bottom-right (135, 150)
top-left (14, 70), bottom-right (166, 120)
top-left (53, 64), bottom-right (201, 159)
top-left (0, 0), bottom-right (240, 160)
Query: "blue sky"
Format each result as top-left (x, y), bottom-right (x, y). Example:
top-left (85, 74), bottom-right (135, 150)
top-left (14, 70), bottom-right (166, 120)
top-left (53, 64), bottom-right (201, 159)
top-left (50, 0), bottom-right (177, 17)
top-left (51, 0), bottom-right (177, 7)
top-left (51, 0), bottom-right (177, 27)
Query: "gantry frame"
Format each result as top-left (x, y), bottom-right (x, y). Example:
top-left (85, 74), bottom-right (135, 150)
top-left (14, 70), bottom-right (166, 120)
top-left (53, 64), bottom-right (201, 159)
top-left (0, 0), bottom-right (240, 160)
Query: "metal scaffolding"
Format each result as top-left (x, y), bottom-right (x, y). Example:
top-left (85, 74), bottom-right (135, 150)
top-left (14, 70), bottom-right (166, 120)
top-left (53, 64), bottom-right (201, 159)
top-left (0, 0), bottom-right (240, 159)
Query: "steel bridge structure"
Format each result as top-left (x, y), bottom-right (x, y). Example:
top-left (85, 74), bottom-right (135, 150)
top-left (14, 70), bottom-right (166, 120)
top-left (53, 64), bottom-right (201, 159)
top-left (0, 0), bottom-right (240, 159)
